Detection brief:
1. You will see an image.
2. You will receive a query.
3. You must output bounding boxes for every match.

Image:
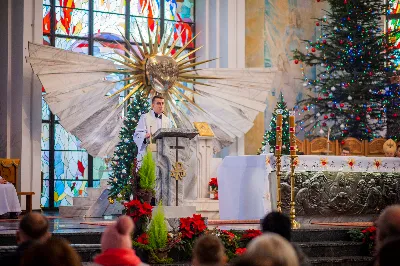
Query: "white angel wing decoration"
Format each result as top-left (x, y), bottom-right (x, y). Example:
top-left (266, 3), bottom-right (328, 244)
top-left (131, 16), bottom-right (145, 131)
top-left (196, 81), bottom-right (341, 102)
top-left (28, 29), bottom-right (278, 157)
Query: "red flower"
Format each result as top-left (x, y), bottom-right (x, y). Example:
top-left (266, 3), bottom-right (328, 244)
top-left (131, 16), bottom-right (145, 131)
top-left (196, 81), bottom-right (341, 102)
top-left (137, 233), bottom-right (149, 245)
top-left (222, 230), bottom-right (236, 240)
top-left (179, 214), bottom-right (206, 239)
top-left (209, 178), bottom-right (218, 190)
top-left (235, 248), bottom-right (247, 255)
top-left (124, 199), bottom-right (153, 222)
top-left (241, 229), bottom-right (262, 240)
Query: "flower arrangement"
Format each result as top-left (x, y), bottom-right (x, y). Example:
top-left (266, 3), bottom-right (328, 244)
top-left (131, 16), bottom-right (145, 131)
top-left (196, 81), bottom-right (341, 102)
top-left (209, 177), bottom-right (218, 191)
top-left (179, 214), bottom-right (207, 239)
top-left (209, 177), bottom-right (218, 200)
top-left (349, 226), bottom-right (376, 255)
top-left (123, 199), bottom-right (152, 222)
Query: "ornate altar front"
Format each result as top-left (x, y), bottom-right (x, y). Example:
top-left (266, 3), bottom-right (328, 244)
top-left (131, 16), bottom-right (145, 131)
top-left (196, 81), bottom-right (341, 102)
top-left (275, 155), bottom-right (400, 216)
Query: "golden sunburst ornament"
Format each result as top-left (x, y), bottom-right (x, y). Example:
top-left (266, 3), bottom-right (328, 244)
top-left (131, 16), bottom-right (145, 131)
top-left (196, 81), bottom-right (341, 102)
top-left (109, 24), bottom-right (219, 119)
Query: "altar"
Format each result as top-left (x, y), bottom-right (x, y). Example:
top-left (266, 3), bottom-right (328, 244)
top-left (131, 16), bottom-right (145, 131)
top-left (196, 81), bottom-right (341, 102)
top-left (218, 154), bottom-right (400, 220)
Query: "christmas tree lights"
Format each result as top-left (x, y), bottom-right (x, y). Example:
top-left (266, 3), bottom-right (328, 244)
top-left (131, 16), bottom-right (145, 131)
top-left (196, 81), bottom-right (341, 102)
top-left (293, 0), bottom-right (399, 141)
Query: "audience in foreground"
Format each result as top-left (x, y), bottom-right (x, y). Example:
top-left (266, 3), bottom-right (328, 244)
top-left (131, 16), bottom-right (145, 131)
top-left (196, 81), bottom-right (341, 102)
top-left (377, 237), bottom-right (400, 266)
top-left (246, 233), bottom-right (299, 266)
top-left (375, 204), bottom-right (400, 251)
top-left (192, 234), bottom-right (226, 266)
top-left (21, 237), bottom-right (81, 266)
top-left (0, 212), bottom-right (51, 265)
top-left (261, 211), bottom-right (310, 266)
top-left (94, 215), bottom-right (147, 266)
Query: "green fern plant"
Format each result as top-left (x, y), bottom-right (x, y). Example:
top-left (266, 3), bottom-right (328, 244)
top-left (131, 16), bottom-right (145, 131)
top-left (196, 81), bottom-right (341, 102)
top-left (148, 202), bottom-right (168, 250)
top-left (138, 151), bottom-right (156, 190)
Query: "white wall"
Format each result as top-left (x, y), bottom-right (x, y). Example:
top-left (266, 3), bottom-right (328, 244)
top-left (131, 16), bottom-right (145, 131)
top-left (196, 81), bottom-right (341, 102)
top-left (0, 0), bottom-right (43, 209)
top-left (195, 0), bottom-right (246, 156)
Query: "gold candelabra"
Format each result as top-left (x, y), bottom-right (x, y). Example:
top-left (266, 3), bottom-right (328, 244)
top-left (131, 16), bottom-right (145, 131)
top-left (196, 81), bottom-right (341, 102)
top-left (275, 109), bottom-right (283, 213)
top-left (289, 111), bottom-right (300, 229)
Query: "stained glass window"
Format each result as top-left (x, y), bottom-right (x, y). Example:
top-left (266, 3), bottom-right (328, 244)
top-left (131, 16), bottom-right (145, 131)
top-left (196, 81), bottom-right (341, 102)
top-left (42, 0), bottom-right (196, 208)
top-left (387, 0), bottom-right (400, 69)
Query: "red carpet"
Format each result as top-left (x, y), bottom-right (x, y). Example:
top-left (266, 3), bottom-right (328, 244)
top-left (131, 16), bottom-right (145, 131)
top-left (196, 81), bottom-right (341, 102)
top-left (208, 219), bottom-right (259, 225)
top-left (80, 221), bottom-right (116, 226)
top-left (311, 222), bottom-right (374, 227)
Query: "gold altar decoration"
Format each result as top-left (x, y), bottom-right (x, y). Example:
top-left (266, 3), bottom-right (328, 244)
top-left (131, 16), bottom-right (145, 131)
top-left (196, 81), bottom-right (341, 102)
top-left (275, 109), bottom-right (283, 213)
top-left (109, 26), bottom-right (219, 116)
top-left (171, 162), bottom-right (186, 181)
top-left (194, 122), bottom-right (215, 137)
top-left (288, 111), bottom-right (300, 229)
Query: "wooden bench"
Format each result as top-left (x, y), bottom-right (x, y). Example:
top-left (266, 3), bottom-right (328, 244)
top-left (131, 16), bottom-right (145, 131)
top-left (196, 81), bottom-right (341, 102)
top-left (0, 158), bottom-right (35, 213)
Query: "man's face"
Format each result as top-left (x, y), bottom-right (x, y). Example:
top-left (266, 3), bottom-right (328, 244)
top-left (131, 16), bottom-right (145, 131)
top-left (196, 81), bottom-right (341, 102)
top-left (152, 98), bottom-right (165, 114)
top-left (396, 148), bottom-right (400, 158)
top-left (385, 151), bottom-right (395, 157)
top-left (341, 149), bottom-right (350, 156)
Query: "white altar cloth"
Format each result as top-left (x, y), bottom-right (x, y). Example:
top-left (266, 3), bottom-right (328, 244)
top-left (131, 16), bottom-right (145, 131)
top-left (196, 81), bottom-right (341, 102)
top-left (218, 155), bottom-right (274, 220)
top-left (0, 182), bottom-right (21, 215)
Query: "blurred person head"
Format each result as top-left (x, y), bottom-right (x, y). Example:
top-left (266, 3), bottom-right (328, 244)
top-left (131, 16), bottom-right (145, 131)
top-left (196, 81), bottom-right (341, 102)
top-left (192, 234), bottom-right (226, 266)
top-left (261, 212), bottom-right (291, 241)
top-left (378, 237), bottom-right (400, 266)
top-left (230, 253), bottom-right (283, 266)
top-left (17, 212), bottom-right (51, 245)
top-left (376, 205), bottom-right (400, 250)
top-left (396, 145), bottom-right (400, 157)
top-left (20, 237), bottom-right (81, 266)
top-left (100, 215), bottom-right (134, 252)
top-left (246, 233), bottom-right (299, 266)
top-left (341, 146), bottom-right (350, 156)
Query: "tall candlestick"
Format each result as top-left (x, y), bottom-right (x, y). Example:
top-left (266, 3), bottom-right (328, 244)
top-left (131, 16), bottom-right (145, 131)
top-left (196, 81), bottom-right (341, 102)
top-left (288, 111), bottom-right (300, 229)
top-left (275, 109), bottom-right (283, 212)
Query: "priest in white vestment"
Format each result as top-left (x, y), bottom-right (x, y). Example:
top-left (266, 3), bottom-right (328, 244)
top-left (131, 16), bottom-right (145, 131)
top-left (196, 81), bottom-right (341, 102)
top-left (133, 95), bottom-right (173, 167)
top-left (0, 176), bottom-right (21, 219)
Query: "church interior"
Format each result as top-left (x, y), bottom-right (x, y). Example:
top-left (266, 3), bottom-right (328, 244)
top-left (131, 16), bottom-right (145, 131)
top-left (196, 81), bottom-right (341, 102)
top-left (1, 0), bottom-right (400, 265)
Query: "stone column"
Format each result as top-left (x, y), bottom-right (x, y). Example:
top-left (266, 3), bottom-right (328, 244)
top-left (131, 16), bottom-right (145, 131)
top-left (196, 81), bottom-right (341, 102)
top-left (196, 136), bottom-right (214, 199)
top-left (0, 0), bottom-right (43, 210)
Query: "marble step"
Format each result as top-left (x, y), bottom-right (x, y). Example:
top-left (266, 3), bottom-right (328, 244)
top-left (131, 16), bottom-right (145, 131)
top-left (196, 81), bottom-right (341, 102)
top-left (297, 241), bottom-right (363, 258)
top-left (72, 197), bottom-right (96, 207)
top-left (185, 198), bottom-right (220, 219)
top-left (292, 229), bottom-right (351, 242)
top-left (59, 205), bottom-right (91, 217)
top-left (309, 256), bottom-right (372, 266)
top-left (86, 187), bottom-right (103, 200)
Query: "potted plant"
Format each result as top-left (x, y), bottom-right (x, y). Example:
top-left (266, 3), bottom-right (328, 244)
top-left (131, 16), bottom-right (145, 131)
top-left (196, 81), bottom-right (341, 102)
top-left (209, 177), bottom-right (218, 200)
top-left (137, 151), bottom-right (156, 203)
top-left (123, 199), bottom-right (152, 237)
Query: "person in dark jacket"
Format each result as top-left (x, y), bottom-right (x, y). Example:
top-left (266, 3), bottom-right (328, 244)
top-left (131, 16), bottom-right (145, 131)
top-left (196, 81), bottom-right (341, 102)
top-left (261, 211), bottom-right (311, 266)
top-left (0, 212), bottom-right (51, 265)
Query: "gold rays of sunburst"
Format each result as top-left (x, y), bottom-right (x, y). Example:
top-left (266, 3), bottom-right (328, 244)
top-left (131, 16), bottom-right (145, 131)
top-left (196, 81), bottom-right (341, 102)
top-left (106, 23), bottom-right (220, 125)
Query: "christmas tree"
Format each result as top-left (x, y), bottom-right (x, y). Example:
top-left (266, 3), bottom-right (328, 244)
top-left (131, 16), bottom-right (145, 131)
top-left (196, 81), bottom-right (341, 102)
top-left (108, 92), bottom-right (150, 201)
top-left (258, 93), bottom-right (290, 155)
top-left (293, 0), bottom-right (398, 140)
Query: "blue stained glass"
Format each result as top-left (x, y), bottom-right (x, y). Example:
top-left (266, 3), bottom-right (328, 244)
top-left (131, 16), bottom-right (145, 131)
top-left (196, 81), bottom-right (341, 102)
top-left (54, 180), bottom-right (88, 207)
top-left (41, 123), bottom-right (50, 150)
top-left (42, 97), bottom-right (50, 120)
top-left (43, 35), bottom-right (51, 46)
top-left (54, 124), bottom-right (84, 150)
top-left (43, 0), bottom-right (50, 4)
top-left (54, 150), bottom-right (88, 180)
top-left (93, 157), bottom-right (110, 180)
top-left (129, 16), bottom-right (158, 43)
top-left (41, 150), bottom-right (50, 208)
top-left (55, 37), bottom-right (90, 54)
top-left (165, 0), bottom-right (194, 22)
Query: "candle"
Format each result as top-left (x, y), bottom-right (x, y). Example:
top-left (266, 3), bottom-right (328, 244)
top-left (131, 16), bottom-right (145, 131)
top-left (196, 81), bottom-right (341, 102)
top-left (289, 111), bottom-right (296, 156)
top-left (275, 109), bottom-right (283, 156)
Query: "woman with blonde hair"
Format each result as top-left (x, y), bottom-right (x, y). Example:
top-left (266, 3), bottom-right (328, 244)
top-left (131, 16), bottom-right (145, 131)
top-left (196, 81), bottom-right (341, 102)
top-left (246, 233), bottom-right (299, 266)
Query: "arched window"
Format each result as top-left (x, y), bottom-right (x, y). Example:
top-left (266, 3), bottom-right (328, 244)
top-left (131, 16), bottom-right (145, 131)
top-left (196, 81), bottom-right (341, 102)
top-left (41, 0), bottom-right (195, 208)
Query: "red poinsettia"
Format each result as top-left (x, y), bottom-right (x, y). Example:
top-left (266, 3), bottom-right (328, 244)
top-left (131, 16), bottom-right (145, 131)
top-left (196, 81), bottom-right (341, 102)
top-left (222, 230), bottom-right (236, 241)
top-left (235, 248), bottom-right (247, 255)
top-left (137, 233), bottom-right (149, 245)
top-left (179, 214), bottom-right (207, 239)
top-left (209, 177), bottom-right (218, 191)
top-left (241, 229), bottom-right (262, 240)
top-left (124, 199), bottom-right (153, 222)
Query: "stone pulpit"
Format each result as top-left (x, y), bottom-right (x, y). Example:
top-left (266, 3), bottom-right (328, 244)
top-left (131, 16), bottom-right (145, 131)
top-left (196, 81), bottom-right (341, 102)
top-left (153, 128), bottom-right (198, 206)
